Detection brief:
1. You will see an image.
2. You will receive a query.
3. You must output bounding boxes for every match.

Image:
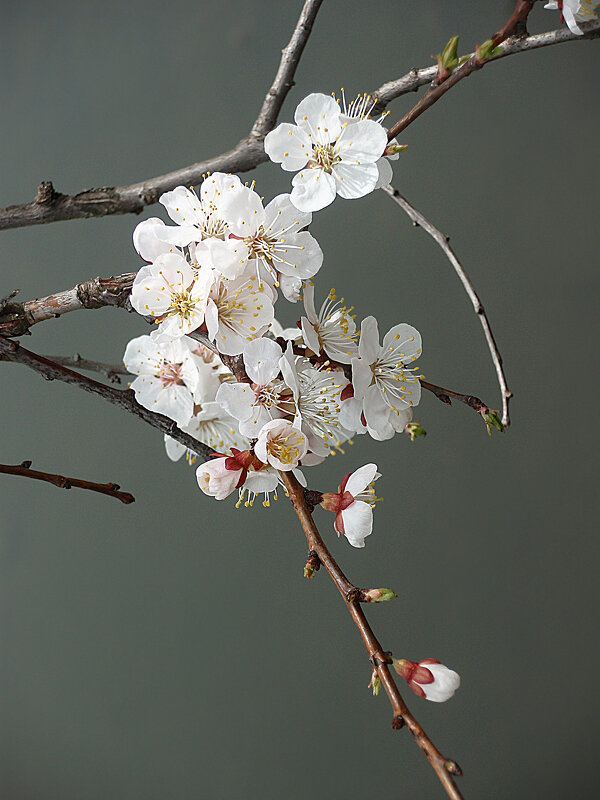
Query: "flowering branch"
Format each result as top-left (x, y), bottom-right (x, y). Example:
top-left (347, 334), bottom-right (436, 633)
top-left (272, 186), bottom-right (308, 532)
top-left (384, 185), bottom-right (512, 427)
top-left (1, 10), bottom-right (598, 231)
top-left (0, 336), bottom-right (213, 461)
top-left (385, 5), bottom-right (600, 140)
top-left (280, 470), bottom-right (464, 800)
top-left (0, 460), bottom-right (135, 504)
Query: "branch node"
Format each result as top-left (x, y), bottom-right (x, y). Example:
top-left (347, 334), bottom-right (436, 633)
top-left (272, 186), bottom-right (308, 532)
top-left (444, 760), bottom-right (463, 777)
top-left (392, 714), bottom-right (405, 730)
top-left (35, 180), bottom-right (58, 205)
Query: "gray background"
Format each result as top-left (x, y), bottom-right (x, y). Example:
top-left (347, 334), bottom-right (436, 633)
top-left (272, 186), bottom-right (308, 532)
top-left (1, 1), bottom-right (598, 797)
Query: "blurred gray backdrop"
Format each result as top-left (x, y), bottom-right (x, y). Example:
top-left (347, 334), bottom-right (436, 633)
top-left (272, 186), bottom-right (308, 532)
top-left (1, 1), bottom-right (598, 798)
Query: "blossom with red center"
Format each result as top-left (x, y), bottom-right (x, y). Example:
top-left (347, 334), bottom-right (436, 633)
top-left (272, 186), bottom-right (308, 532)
top-left (196, 448), bottom-right (266, 500)
top-left (320, 463), bottom-right (380, 547)
top-left (393, 658), bottom-right (460, 703)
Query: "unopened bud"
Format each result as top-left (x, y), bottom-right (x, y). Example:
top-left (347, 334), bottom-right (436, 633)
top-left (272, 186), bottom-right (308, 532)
top-left (384, 143), bottom-right (408, 156)
top-left (476, 39), bottom-right (500, 62)
top-left (369, 670), bottom-right (382, 697)
top-left (404, 422), bottom-right (426, 441)
top-left (437, 35), bottom-right (460, 73)
top-left (364, 587), bottom-right (397, 603)
top-left (482, 410), bottom-right (504, 436)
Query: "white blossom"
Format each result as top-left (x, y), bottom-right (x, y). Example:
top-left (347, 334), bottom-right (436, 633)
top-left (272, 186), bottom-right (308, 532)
top-left (544, 0), bottom-right (600, 34)
top-left (157, 174), bottom-right (249, 278)
top-left (164, 401), bottom-right (249, 464)
top-left (133, 217), bottom-right (174, 262)
top-left (129, 252), bottom-right (213, 337)
top-left (320, 463), bottom-right (381, 548)
top-left (221, 189), bottom-right (323, 286)
top-left (205, 274), bottom-right (274, 355)
top-left (123, 334), bottom-right (199, 427)
top-left (264, 93), bottom-right (387, 212)
top-left (215, 338), bottom-right (291, 437)
top-left (350, 316), bottom-right (422, 441)
top-left (254, 418), bottom-right (308, 471)
top-left (300, 282), bottom-right (358, 364)
top-left (279, 344), bottom-right (352, 457)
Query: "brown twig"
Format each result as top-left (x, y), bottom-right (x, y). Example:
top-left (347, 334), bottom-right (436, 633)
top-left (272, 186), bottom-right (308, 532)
top-left (43, 355), bottom-right (128, 383)
top-left (280, 470), bottom-right (464, 800)
top-left (384, 185), bottom-right (512, 427)
top-left (421, 380), bottom-right (488, 413)
top-left (0, 460), bottom-right (134, 504)
top-left (0, 337), bottom-right (212, 461)
top-left (1, 10), bottom-right (599, 231)
top-left (0, 273), bottom-right (136, 337)
top-left (385, 6), bottom-right (600, 141)
top-left (0, 0), bottom-right (323, 232)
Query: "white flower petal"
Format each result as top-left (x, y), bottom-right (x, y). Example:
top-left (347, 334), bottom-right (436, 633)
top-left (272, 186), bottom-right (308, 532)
top-left (291, 168), bottom-right (337, 212)
top-left (345, 463), bottom-right (378, 497)
top-left (358, 316), bottom-right (380, 363)
top-left (341, 501), bottom-right (373, 547)
top-left (294, 93), bottom-right (342, 141)
top-left (332, 161), bottom-right (380, 200)
top-left (243, 338), bottom-right (283, 385)
top-left (264, 123), bottom-right (312, 171)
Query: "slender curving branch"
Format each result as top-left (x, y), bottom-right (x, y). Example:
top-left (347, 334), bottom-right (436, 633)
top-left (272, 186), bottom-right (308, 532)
top-left (0, 460), bottom-right (134, 504)
top-left (383, 185), bottom-right (512, 427)
top-left (0, 336), bottom-right (212, 461)
top-left (280, 470), bottom-right (464, 800)
top-left (1, 13), bottom-right (598, 231)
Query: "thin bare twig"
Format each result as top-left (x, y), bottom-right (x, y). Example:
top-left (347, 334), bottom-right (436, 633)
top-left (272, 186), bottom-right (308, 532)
top-left (383, 185), bottom-right (512, 427)
top-left (1, 11), bottom-right (598, 231)
top-left (0, 0), bottom-right (324, 232)
top-left (0, 337), bottom-right (212, 461)
top-left (43, 355), bottom-right (128, 383)
top-left (385, 3), bottom-right (600, 141)
top-left (280, 471), bottom-right (464, 800)
top-left (0, 460), bottom-right (134, 504)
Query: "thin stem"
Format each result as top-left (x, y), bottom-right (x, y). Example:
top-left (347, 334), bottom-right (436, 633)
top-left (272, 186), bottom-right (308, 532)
top-left (0, 460), bottom-right (134, 503)
top-left (384, 185), bottom-right (512, 427)
top-left (385, 6), bottom-right (600, 140)
top-left (280, 470), bottom-right (464, 800)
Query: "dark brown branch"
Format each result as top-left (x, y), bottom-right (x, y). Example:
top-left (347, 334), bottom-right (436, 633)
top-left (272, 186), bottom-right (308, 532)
top-left (2, 10), bottom-right (598, 231)
top-left (384, 2), bottom-right (600, 141)
top-left (43, 355), bottom-right (128, 383)
top-left (0, 0), bottom-right (324, 232)
top-left (421, 380), bottom-right (488, 413)
top-left (0, 460), bottom-right (134, 504)
top-left (384, 186), bottom-right (512, 427)
top-left (280, 471), bottom-right (464, 800)
top-left (0, 273), bottom-right (136, 337)
top-left (0, 337), bottom-right (212, 461)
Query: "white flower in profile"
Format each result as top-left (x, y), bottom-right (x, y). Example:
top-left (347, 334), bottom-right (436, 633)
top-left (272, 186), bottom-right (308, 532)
top-left (215, 338), bottom-right (291, 437)
top-left (254, 418), bottom-right (308, 471)
top-left (164, 401), bottom-right (249, 464)
top-left (300, 282), bottom-right (358, 364)
top-left (351, 316), bottom-right (422, 440)
top-left (279, 344), bottom-right (352, 457)
top-left (205, 274), bottom-right (274, 355)
top-left (221, 189), bottom-right (323, 286)
top-left (196, 456), bottom-right (244, 500)
top-left (157, 174), bottom-right (249, 278)
top-left (129, 252), bottom-right (213, 337)
top-left (319, 463), bottom-right (381, 548)
top-left (393, 658), bottom-right (460, 703)
top-left (264, 93), bottom-right (388, 212)
top-left (123, 334), bottom-right (199, 427)
top-left (544, 0), bottom-right (600, 34)
top-left (336, 89), bottom-right (403, 190)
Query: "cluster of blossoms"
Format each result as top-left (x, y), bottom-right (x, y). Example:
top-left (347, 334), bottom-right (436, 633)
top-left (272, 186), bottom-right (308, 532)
top-left (544, 0), bottom-right (600, 33)
top-left (122, 92), bottom-right (458, 700)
